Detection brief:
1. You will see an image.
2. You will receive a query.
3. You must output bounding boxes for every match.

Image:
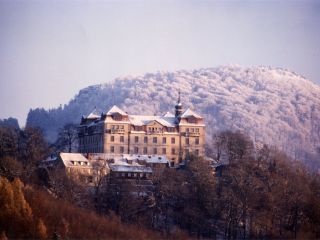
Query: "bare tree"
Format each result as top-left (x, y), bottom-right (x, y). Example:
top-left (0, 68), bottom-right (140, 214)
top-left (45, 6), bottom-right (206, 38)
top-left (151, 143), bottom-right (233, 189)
top-left (54, 123), bottom-right (78, 153)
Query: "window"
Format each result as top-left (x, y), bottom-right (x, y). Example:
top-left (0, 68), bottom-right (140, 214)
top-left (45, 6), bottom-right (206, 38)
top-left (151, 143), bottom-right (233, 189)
top-left (153, 148), bottom-right (157, 154)
top-left (171, 137), bottom-right (175, 144)
top-left (186, 128), bottom-right (189, 132)
top-left (153, 137), bottom-right (157, 143)
top-left (110, 146), bottom-right (114, 153)
top-left (168, 127), bottom-right (175, 132)
top-left (144, 136), bottom-right (148, 143)
top-left (162, 137), bottom-right (166, 144)
top-left (134, 147), bottom-right (139, 154)
top-left (128, 173), bottom-right (131, 177)
top-left (185, 138), bottom-right (189, 145)
top-left (114, 114), bottom-right (122, 121)
top-left (195, 149), bottom-right (199, 156)
top-left (162, 148), bottom-right (166, 154)
top-left (135, 136), bottom-right (139, 143)
top-left (195, 128), bottom-right (199, 133)
top-left (110, 135), bottom-right (114, 142)
top-left (143, 147), bottom-right (147, 154)
top-left (120, 136), bottom-right (124, 142)
top-left (171, 148), bottom-right (175, 154)
top-left (195, 138), bottom-right (199, 145)
top-left (120, 146), bottom-right (124, 153)
top-left (187, 117), bottom-right (197, 124)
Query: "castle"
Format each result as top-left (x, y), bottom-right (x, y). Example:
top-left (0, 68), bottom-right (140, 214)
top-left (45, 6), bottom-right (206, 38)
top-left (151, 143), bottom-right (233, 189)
top-left (78, 94), bottom-right (205, 166)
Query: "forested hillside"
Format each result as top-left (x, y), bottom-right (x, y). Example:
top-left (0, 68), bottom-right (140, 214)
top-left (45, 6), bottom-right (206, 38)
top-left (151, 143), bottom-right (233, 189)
top-left (1, 125), bottom-right (319, 239)
top-left (26, 66), bottom-right (320, 163)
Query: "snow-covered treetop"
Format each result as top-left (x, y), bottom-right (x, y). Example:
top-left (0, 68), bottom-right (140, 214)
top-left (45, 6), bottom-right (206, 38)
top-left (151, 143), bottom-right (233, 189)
top-left (27, 65), bottom-right (320, 164)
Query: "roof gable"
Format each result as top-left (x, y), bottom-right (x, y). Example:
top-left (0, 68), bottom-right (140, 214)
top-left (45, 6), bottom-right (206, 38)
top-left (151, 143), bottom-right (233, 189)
top-left (129, 115), bottom-right (176, 127)
top-left (106, 105), bottom-right (128, 116)
top-left (86, 108), bottom-right (101, 119)
top-left (180, 108), bottom-right (202, 119)
top-left (145, 119), bottom-right (165, 127)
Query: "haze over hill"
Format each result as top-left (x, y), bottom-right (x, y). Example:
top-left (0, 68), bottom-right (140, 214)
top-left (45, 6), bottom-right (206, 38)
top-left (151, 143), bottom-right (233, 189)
top-left (26, 65), bottom-right (320, 164)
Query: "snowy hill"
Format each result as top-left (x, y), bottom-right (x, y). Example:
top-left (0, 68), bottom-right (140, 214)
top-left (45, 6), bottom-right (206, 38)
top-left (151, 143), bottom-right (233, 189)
top-left (26, 65), bottom-right (320, 163)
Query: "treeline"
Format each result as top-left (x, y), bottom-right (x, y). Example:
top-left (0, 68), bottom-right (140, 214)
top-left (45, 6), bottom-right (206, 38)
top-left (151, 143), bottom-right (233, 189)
top-left (0, 126), bottom-right (48, 184)
top-left (0, 125), bottom-right (183, 239)
top-left (0, 176), bottom-right (179, 239)
top-left (1, 124), bottom-right (320, 239)
top-left (99, 131), bottom-right (320, 239)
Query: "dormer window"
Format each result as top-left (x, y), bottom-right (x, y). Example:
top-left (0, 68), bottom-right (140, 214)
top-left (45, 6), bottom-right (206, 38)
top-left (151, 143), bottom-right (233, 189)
top-left (113, 113), bottom-right (123, 121)
top-left (187, 117), bottom-right (197, 124)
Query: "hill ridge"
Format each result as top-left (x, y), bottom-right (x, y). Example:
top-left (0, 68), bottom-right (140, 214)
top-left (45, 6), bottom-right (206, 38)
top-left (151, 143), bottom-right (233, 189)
top-left (26, 65), bottom-right (320, 164)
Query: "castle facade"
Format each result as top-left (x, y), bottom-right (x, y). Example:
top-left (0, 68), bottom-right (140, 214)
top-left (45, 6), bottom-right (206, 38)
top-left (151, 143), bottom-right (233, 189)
top-left (77, 95), bottom-right (205, 166)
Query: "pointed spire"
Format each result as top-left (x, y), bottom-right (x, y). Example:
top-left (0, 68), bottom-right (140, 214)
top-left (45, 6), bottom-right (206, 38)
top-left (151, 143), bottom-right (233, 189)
top-left (175, 91), bottom-right (183, 117)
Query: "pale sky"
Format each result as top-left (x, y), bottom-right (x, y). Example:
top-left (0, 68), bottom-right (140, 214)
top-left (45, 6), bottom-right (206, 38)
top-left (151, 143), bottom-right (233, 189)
top-left (0, 0), bottom-right (319, 126)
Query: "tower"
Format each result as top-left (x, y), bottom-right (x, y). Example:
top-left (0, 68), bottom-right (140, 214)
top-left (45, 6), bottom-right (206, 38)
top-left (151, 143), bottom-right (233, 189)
top-left (175, 91), bottom-right (183, 117)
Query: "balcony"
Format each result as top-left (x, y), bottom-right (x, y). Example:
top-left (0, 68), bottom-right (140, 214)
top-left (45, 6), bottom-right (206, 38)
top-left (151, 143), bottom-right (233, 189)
top-left (185, 132), bottom-right (200, 137)
top-left (109, 129), bottom-right (125, 134)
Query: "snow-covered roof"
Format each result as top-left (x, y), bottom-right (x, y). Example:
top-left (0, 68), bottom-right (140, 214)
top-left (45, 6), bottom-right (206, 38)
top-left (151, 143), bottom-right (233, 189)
top-left (144, 156), bottom-right (169, 164)
top-left (129, 115), bottom-right (176, 127)
top-left (180, 108), bottom-right (202, 119)
top-left (110, 164), bottom-right (152, 173)
top-left (59, 153), bottom-right (91, 168)
top-left (59, 152), bottom-right (110, 170)
top-left (86, 108), bottom-right (101, 119)
top-left (83, 105), bottom-right (202, 128)
top-left (163, 112), bottom-right (174, 117)
top-left (88, 153), bottom-right (118, 160)
top-left (60, 153), bottom-right (88, 162)
top-left (121, 154), bottom-right (169, 164)
top-left (106, 105), bottom-right (128, 116)
top-left (86, 153), bottom-right (169, 165)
